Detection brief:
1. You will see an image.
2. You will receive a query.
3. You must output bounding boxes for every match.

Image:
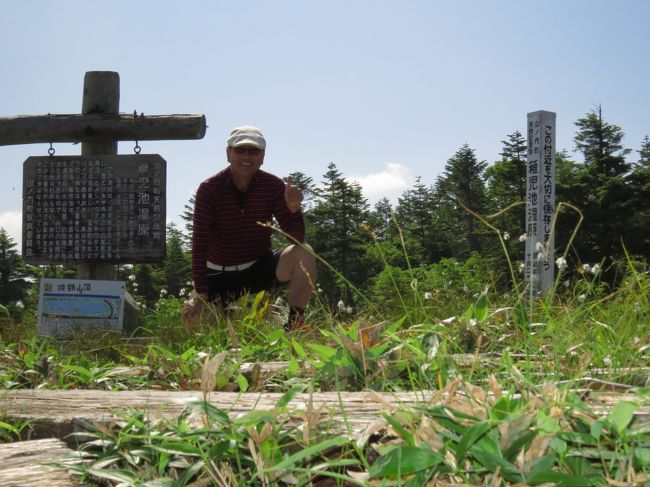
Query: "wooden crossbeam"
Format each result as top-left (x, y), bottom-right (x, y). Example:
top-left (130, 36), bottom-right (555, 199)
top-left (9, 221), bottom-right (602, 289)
top-left (0, 113), bottom-right (206, 146)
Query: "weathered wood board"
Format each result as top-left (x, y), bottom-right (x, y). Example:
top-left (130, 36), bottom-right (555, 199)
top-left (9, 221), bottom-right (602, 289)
top-left (0, 438), bottom-right (80, 487)
top-left (1, 389), bottom-right (647, 440)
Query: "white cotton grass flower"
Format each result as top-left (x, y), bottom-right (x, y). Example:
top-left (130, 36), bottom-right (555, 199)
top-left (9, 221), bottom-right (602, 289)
top-left (159, 289), bottom-right (168, 298)
top-left (346, 306), bottom-right (353, 313)
top-left (503, 231), bottom-right (510, 241)
top-left (577, 294), bottom-right (587, 303)
top-left (518, 233), bottom-right (527, 243)
top-left (591, 263), bottom-right (601, 275)
top-left (128, 274), bottom-right (136, 281)
top-left (337, 300), bottom-right (345, 312)
top-left (518, 263), bottom-right (525, 274)
top-left (555, 256), bottom-right (568, 272)
top-left (581, 264), bottom-right (591, 274)
top-left (423, 292), bottom-right (432, 300)
top-left (15, 300), bottom-right (25, 309)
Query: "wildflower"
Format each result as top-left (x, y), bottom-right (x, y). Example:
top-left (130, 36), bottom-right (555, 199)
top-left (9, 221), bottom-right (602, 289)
top-left (503, 231), bottom-right (510, 241)
top-left (179, 288), bottom-right (187, 297)
top-left (128, 274), bottom-right (136, 281)
top-left (518, 263), bottom-right (525, 274)
top-left (581, 264), bottom-right (591, 274)
top-left (555, 256), bottom-right (567, 271)
top-left (159, 289), bottom-right (168, 298)
top-left (337, 300), bottom-right (345, 312)
top-left (603, 356), bottom-right (612, 367)
top-left (591, 263), bottom-right (601, 275)
top-left (577, 294), bottom-right (586, 303)
top-left (535, 242), bottom-right (548, 262)
top-left (423, 292), bottom-right (432, 300)
top-left (346, 306), bottom-right (353, 314)
top-left (518, 233), bottom-right (527, 243)
top-left (15, 300), bottom-right (25, 309)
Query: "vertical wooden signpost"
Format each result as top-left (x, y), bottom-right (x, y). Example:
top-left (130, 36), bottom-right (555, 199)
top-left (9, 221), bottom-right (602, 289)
top-left (525, 110), bottom-right (556, 294)
top-left (79, 71), bottom-right (119, 280)
top-left (1, 71), bottom-right (206, 334)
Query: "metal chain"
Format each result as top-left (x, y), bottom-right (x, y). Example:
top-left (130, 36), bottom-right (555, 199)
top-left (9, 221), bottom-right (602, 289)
top-left (48, 142), bottom-right (55, 157)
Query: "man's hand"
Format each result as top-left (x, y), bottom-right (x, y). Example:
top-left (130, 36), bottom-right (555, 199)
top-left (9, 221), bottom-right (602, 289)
top-left (284, 176), bottom-right (304, 213)
top-left (183, 292), bottom-right (207, 331)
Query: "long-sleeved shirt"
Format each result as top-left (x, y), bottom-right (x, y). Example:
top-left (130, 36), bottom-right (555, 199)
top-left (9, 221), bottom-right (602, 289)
top-left (191, 167), bottom-right (305, 294)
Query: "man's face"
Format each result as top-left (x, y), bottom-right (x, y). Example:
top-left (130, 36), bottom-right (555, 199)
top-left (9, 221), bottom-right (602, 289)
top-left (226, 145), bottom-right (265, 179)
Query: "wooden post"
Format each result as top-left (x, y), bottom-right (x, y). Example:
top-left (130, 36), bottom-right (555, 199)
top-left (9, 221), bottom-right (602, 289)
top-left (77, 71), bottom-right (120, 280)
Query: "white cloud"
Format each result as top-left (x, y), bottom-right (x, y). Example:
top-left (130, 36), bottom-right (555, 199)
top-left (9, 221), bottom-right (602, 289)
top-left (0, 210), bottom-right (22, 251)
top-left (347, 163), bottom-right (413, 204)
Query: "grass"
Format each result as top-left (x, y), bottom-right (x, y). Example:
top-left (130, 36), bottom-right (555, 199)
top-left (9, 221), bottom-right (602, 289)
top-left (1, 220), bottom-right (650, 484)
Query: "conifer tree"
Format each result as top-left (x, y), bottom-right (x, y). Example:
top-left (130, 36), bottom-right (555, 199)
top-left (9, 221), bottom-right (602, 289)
top-left (433, 145), bottom-right (488, 260)
top-left (163, 223), bottom-right (191, 297)
top-left (307, 163), bottom-right (371, 301)
top-left (0, 228), bottom-right (31, 304)
top-left (395, 177), bottom-right (440, 266)
top-left (571, 106), bottom-right (632, 266)
top-left (179, 192), bottom-right (196, 252)
top-left (484, 131), bottom-right (529, 263)
top-left (624, 135), bottom-right (650, 258)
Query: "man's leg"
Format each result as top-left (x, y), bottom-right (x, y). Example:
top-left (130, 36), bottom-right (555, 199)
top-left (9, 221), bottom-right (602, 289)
top-left (275, 244), bottom-right (316, 326)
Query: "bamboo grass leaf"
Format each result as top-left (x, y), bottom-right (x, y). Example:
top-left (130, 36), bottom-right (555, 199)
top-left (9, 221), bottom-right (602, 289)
top-left (381, 413), bottom-right (415, 447)
top-left (307, 343), bottom-right (338, 361)
top-left (503, 430), bottom-right (538, 460)
top-left (470, 447), bottom-right (522, 482)
top-left (88, 467), bottom-right (137, 483)
top-left (60, 364), bottom-right (94, 380)
top-left (263, 437), bottom-right (348, 472)
top-left (368, 446), bottom-right (444, 478)
top-left (607, 400), bottom-right (638, 434)
top-left (456, 420), bottom-right (492, 464)
top-left (276, 384), bottom-right (304, 409)
top-left (0, 420), bottom-right (19, 435)
top-left (151, 442), bottom-right (202, 456)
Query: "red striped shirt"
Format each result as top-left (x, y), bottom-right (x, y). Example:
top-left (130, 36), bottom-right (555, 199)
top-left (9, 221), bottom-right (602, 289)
top-left (191, 167), bottom-right (305, 294)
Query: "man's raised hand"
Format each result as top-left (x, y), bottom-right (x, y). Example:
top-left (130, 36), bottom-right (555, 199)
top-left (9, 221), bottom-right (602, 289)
top-left (284, 176), bottom-right (303, 213)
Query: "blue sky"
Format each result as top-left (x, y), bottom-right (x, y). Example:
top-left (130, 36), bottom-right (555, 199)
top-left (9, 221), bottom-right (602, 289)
top-left (1, 0), bottom-right (649, 250)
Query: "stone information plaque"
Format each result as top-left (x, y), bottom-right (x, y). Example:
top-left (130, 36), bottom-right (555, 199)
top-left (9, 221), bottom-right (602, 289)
top-left (22, 154), bottom-right (166, 264)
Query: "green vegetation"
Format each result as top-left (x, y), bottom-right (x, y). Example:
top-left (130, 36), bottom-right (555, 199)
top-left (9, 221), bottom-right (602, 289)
top-left (0, 106), bottom-right (649, 484)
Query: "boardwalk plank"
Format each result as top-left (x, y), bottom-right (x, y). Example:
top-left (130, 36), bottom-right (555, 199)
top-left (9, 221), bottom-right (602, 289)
top-left (0, 438), bottom-right (79, 487)
top-left (1, 388), bottom-right (647, 439)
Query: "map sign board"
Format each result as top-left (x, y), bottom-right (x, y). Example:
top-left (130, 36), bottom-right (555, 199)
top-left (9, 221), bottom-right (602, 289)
top-left (37, 278), bottom-right (125, 336)
top-left (22, 154), bottom-right (166, 264)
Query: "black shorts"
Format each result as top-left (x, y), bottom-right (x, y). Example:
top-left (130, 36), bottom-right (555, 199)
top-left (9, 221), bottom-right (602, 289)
top-left (206, 249), bottom-right (283, 305)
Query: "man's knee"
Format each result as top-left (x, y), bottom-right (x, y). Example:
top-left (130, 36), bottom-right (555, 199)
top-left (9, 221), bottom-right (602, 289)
top-left (277, 243), bottom-right (316, 281)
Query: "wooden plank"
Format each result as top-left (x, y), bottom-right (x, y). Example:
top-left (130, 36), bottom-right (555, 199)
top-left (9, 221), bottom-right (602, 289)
top-left (1, 389), bottom-right (647, 440)
top-left (0, 438), bottom-right (80, 487)
top-left (0, 113), bottom-right (206, 146)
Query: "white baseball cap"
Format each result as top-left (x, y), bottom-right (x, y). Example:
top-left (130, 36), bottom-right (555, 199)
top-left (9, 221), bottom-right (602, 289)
top-left (227, 126), bottom-right (266, 150)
